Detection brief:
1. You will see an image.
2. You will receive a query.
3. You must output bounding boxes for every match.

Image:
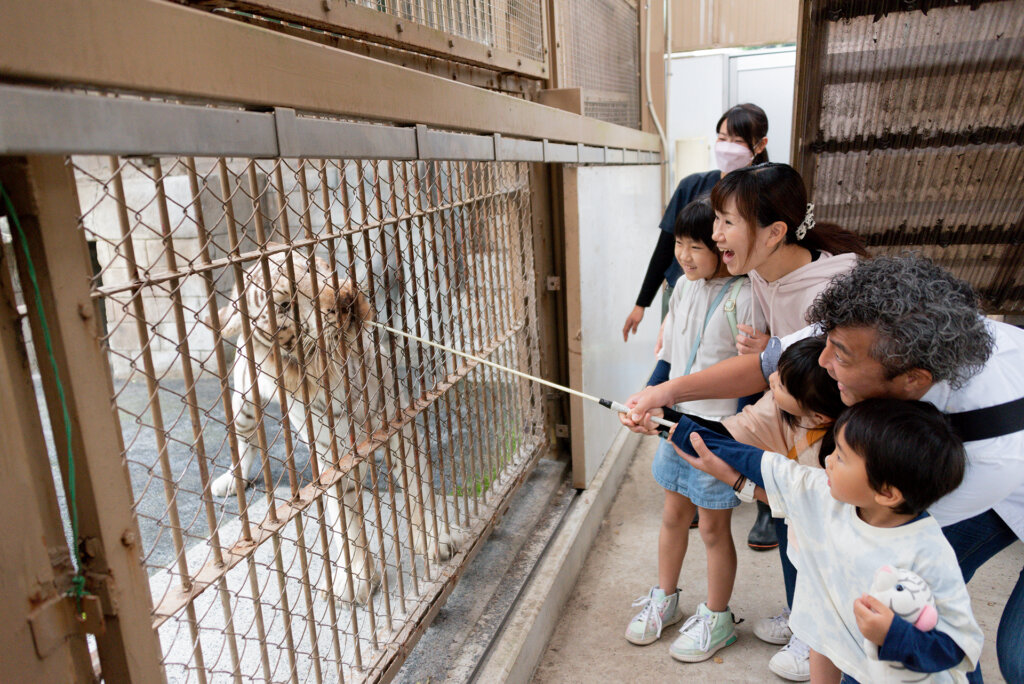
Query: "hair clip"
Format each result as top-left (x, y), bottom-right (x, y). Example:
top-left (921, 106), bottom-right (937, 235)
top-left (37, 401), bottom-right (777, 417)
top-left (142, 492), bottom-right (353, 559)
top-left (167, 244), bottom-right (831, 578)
top-left (796, 203), bottom-right (815, 240)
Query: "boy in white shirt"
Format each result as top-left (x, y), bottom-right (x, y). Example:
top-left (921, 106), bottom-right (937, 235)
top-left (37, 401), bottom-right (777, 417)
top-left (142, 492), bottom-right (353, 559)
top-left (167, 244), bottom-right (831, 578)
top-left (671, 398), bottom-right (984, 682)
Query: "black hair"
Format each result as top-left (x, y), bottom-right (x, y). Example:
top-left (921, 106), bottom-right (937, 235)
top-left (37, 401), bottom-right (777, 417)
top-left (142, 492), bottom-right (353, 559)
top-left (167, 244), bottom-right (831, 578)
top-left (776, 336), bottom-right (846, 467)
top-left (673, 197), bottom-right (719, 254)
top-left (834, 398), bottom-right (965, 516)
top-left (716, 104), bottom-right (770, 164)
top-left (710, 162), bottom-right (868, 258)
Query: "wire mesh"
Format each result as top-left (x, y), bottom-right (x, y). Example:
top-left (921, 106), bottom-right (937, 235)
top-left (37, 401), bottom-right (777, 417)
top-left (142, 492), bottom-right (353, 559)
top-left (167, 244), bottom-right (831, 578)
top-left (70, 153), bottom-right (544, 682)
top-left (806, 0), bottom-right (1024, 312)
top-left (555, 0), bottom-right (640, 129)
top-left (351, 0), bottom-right (545, 62)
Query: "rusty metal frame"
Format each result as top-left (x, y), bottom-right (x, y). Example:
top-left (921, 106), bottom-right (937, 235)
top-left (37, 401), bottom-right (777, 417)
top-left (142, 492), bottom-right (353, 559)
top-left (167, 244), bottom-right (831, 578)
top-left (0, 156), bottom-right (164, 682)
top-left (45, 151), bottom-right (552, 682)
top-left (0, 0), bottom-right (657, 152)
top-left (0, 206), bottom-right (96, 682)
top-left (184, 0), bottom-right (550, 79)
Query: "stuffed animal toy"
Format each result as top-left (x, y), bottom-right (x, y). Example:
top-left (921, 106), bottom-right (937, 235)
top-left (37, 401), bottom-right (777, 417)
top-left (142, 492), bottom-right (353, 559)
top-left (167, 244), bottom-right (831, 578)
top-left (864, 565), bottom-right (939, 683)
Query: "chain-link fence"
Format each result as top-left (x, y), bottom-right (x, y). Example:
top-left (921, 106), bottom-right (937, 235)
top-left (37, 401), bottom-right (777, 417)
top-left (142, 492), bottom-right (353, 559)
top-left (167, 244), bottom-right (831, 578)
top-left (69, 153), bottom-right (544, 682)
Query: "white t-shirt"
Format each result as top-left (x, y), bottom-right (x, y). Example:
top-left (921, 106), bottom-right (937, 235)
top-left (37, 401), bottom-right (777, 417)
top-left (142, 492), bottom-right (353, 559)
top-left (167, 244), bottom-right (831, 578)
top-left (777, 318), bottom-right (1024, 540)
top-left (659, 275), bottom-right (753, 420)
top-left (760, 453), bottom-right (984, 682)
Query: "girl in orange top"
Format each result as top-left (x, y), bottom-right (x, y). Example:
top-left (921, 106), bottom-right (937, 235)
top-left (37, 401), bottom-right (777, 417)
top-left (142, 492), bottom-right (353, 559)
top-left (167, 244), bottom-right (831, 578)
top-left (722, 336), bottom-right (845, 469)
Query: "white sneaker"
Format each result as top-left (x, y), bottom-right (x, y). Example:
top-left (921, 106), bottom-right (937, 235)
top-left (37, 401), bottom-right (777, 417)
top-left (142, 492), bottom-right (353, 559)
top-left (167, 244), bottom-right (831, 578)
top-left (754, 608), bottom-right (793, 645)
top-left (624, 586), bottom-right (684, 645)
top-left (768, 634), bottom-right (811, 682)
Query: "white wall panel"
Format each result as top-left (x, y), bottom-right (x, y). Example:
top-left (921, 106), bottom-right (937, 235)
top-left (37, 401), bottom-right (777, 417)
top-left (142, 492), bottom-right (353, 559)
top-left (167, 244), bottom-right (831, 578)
top-left (570, 164), bottom-right (662, 486)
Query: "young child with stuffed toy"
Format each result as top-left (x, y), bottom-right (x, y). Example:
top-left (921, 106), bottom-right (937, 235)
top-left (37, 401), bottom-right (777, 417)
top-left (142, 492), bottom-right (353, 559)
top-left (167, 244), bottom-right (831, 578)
top-left (669, 398), bottom-right (984, 683)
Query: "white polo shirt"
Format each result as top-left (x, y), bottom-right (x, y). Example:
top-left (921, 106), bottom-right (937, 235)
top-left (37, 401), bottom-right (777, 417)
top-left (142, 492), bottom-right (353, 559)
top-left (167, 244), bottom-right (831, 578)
top-left (775, 318), bottom-right (1024, 541)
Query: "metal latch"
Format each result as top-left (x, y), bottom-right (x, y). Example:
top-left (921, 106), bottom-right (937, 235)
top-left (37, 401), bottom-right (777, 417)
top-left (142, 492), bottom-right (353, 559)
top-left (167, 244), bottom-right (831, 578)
top-left (546, 276), bottom-right (561, 291)
top-left (28, 593), bottom-right (105, 659)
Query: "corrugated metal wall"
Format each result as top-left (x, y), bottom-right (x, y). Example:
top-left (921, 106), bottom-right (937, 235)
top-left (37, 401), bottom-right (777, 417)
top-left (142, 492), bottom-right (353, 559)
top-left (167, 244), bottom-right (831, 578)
top-left (793, 0), bottom-right (1024, 313)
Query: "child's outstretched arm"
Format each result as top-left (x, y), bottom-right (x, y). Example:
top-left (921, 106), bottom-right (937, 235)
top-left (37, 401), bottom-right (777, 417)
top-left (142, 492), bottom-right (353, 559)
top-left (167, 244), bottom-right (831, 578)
top-left (854, 595), bottom-right (966, 673)
top-left (669, 414), bottom-right (767, 488)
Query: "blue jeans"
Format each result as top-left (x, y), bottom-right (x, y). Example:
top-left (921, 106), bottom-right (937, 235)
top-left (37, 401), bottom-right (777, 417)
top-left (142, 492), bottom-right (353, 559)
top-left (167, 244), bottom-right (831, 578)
top-left (777, 516), bottom-right (796, 608)
top-left (943, 509), bottom-right (1024, 684)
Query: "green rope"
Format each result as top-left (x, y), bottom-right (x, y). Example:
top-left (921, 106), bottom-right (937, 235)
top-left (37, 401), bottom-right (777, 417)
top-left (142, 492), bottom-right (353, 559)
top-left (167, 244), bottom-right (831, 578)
top-left (0, 179), bottom-right (88, 618)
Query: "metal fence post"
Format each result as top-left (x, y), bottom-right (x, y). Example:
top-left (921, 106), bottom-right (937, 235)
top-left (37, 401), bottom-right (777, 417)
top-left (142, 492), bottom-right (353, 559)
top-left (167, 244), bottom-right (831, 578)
top-left (0, 156), bottom-right (164, 682)
top-left (0, 190), bottom-right (95, 682)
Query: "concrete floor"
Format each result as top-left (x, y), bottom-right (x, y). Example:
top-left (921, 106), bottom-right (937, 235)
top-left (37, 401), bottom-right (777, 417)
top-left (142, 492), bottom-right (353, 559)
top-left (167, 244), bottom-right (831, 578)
top-left (533, 438), bottom-right (1022, 684)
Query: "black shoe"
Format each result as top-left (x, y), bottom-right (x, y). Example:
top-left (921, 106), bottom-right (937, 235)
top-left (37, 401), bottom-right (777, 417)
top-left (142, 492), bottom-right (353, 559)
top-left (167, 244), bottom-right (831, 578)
top-left (747, 500), bottom-right (778, 551)
top-left (690, 510), bottom-right (700, 529)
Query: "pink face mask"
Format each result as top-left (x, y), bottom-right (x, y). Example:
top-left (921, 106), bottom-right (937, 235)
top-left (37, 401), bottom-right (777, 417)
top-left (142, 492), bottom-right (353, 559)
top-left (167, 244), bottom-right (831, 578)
top-left (715, 140), bottom-right (754, 175)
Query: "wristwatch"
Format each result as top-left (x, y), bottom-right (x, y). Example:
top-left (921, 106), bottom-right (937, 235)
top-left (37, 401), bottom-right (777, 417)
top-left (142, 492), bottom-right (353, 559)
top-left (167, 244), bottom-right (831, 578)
top-left (735, 476), bottom-right (757, 503)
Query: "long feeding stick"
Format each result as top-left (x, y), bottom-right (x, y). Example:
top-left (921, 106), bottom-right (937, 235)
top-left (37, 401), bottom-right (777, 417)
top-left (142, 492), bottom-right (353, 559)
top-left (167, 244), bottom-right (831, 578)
top-left (370, 320), bottom-right (676, 430)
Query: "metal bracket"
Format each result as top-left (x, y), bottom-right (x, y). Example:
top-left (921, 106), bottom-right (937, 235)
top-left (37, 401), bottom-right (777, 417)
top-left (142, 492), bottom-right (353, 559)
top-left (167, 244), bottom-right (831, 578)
top-left (546, 275), bottom-right (561, 291)
top-left (28, 593), bottom-right (105, 659)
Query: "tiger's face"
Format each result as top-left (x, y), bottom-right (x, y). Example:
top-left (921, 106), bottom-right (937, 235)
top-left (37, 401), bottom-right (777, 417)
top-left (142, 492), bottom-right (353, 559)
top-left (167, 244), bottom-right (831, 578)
top-left (245, 251), bottom-right (370, 363)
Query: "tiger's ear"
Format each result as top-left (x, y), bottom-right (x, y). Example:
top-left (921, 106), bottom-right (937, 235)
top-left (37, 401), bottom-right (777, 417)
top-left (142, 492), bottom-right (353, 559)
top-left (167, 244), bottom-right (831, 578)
top-left (337, 278), bottom-right (372, 328)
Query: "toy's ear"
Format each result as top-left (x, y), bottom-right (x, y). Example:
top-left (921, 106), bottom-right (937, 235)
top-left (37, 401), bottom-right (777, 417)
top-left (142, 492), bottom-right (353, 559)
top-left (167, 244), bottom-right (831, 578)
top-left (914, 604), bottom-right (938, 632)
top-left (872, 566), bottom-right (898, 593)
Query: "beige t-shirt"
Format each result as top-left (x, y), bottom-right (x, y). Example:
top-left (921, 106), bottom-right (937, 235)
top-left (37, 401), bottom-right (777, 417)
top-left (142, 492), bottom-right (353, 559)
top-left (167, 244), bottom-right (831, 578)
top-left (721, 391), bottom-right (825, 468)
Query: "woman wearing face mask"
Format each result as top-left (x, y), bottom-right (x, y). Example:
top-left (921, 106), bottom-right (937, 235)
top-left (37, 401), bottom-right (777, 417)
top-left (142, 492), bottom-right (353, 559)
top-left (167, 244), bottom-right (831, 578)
top-left (622, 103), bottom-right (769, 347)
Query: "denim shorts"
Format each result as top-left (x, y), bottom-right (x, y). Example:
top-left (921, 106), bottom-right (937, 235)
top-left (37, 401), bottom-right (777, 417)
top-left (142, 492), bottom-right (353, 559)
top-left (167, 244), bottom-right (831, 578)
top-left (651, 437), bottom-right (739, 509)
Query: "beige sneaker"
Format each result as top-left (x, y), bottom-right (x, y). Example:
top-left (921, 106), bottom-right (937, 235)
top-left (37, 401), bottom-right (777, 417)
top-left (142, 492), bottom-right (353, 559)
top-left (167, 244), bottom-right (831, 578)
top-left (624, 586), bottom-right (685, 645)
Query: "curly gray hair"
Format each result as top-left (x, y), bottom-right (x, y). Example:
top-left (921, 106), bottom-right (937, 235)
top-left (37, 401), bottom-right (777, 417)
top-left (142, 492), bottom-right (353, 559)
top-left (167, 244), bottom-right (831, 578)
top-left (806, 255), bottom-right (994, 389)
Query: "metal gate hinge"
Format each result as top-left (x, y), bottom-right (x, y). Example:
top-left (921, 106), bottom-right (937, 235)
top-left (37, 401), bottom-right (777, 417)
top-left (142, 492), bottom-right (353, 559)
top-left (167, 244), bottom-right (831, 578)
top-left (28, 593), bottom-right (105, 659)
top-left (555, 423), bottom-right (570, 438)
top-left (546, 276), bottom-right (561, 291)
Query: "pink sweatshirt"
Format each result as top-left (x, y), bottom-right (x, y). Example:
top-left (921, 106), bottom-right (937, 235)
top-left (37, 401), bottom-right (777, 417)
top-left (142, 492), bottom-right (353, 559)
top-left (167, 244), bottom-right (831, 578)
top-left (749, 252), bottom-right (859, 337)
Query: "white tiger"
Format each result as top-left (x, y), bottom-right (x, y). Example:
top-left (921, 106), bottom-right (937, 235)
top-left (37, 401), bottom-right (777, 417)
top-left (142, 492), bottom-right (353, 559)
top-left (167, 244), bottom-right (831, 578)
top-left (208, 246), bottom-right (459, 604)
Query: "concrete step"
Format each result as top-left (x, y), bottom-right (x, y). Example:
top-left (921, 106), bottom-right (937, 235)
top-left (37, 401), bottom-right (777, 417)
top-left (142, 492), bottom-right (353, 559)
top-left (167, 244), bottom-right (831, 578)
top-left (394, 456), bottom-right (574, 684)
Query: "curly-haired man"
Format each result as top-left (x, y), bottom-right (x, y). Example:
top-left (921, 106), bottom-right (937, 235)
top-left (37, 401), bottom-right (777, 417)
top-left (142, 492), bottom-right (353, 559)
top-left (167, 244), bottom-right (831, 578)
top-left (625, 255), bottom-right (1024, 683)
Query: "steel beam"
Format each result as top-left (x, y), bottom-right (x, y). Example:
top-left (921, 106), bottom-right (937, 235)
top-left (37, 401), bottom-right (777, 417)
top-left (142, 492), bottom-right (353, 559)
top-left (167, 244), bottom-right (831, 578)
top-left (0, 0), bottom-right (658, 151)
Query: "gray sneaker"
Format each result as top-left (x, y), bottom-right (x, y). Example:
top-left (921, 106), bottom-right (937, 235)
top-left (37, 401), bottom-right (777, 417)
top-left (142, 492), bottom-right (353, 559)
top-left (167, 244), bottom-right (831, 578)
top-left (624, 586), bottom-right (684, 645)
top-left (754, 607), bottom-right (792, 645)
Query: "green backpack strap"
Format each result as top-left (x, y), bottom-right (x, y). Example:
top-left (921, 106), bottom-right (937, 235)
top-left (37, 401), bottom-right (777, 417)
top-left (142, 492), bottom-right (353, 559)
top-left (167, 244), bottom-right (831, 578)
top-left (723, 277), bottom-right (746, 340)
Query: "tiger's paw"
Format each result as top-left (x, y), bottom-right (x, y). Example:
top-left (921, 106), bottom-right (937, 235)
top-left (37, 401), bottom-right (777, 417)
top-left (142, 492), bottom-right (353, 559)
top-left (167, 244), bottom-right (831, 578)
top-left (413, 524), bottom-right (464, 562)
top-left (325, 564), bottom-right (381, 605)
top-left (210, 468), bottom-right (248, 498)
